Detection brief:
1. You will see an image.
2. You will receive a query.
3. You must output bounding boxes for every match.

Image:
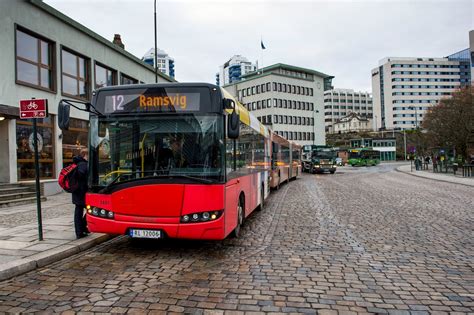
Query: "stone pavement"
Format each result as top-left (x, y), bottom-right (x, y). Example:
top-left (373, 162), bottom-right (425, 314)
top-left (0, 192), bottom-right (112, 282)
top-left (396, 164), bottom-right (474, 187)
top-left (0, 165), bottom-right (472, 314)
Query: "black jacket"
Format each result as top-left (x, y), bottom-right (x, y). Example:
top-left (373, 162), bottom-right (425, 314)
top-left (72, 156), bottom-right (88, 205)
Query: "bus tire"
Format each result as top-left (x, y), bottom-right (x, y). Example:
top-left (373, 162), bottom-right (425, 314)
top-left (231, 196), bottom-right (244, 238)
top-left (257, 185), bottom-right (264, 211)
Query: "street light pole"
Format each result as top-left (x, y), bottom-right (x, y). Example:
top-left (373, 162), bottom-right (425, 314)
top-left (154, 0), bottom-right (158, 83)
top-left (403, 129), bottom-right (407, 160)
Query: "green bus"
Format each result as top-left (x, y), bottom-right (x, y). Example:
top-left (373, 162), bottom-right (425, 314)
top-left (348, 148), bottom-right (380, 166)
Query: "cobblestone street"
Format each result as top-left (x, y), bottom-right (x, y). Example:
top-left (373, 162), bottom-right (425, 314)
top-left (0, 163), bottom-right (472, 314)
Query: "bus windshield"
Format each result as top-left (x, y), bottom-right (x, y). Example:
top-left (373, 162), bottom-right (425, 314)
top-left (91, 114), bottom-right (224, 187)
top-left (312, 150), bottom-right (336, 159)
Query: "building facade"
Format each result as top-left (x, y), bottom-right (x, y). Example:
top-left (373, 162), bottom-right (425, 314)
top-left (324, 88), bottom-right (373, 133)
top-left (371, 55), bottom-right (471, 131)
top-left (216, 55), bottom-right (256, 86)
top-left (142, 48), bottom-right (175, 79)
top-left (0, 0), bottom-right (173, 187)
top-left (223, 64), bottom-right (333, 145)
top-left (333, 113), bottom-right (372, 134)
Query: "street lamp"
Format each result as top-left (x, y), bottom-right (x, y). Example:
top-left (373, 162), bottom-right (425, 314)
top-left (409, 105), bottom-right (418, 129)
top-left (313, 109), bottom-right (319, 145)
top-left (154, 0), bottom-right (158, 83)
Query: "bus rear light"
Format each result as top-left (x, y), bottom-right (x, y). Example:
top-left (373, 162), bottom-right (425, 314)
top-left (180, 210), bottom-right (223, 223)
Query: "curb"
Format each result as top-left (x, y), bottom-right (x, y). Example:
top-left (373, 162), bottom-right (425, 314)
top-left (395, 166), bottom-right (474, 188)
top-left (0, 233), bottom-right (114, 282)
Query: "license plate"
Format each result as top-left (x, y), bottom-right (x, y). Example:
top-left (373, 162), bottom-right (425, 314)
top-left (129, 229), bottom-right (162, 239)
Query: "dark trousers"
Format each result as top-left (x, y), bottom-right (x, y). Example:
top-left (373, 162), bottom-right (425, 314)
top-left (74, 204), bottom-right (88, 237)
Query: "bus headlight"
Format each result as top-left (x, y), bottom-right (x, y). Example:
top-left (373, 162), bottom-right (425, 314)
top-left (89, 207), bottom-right (115, 220)
top-left (180, 210), bottom-right (223, 223)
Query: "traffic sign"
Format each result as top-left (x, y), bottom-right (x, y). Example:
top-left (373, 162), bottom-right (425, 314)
top-left (19, 99), bottom-right (48, 119)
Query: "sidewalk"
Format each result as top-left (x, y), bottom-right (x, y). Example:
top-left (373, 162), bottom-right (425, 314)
top-left (0, 192), bottom-right (113, 282)
top-left (396, 164), bottom-right (474, 187)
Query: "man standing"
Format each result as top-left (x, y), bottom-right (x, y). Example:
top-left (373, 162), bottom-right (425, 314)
top-left (72, 149), bottom-right (89, 239)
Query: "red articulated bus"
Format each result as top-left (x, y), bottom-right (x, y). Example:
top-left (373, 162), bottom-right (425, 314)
top-left (58, 83), bottom-right (285, 240)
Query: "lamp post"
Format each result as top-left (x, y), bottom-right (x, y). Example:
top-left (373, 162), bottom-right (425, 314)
top-left (313, 109), bottom-right (319, 145)
top-left (154, 0), bottom-right (158, 83)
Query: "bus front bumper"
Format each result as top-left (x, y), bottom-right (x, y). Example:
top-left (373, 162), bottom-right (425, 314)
top-left (87, 214), bottom-right (226, 240)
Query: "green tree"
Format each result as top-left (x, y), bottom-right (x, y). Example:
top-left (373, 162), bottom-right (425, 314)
top-left (422, 87), bottom-right (474, 160)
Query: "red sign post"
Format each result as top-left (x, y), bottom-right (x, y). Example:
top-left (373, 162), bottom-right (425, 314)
top-left (19, 98), bottom-right (48, 241)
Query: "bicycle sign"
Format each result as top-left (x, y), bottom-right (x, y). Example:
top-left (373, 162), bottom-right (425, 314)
top-left (19, 99), bottom-right (48, 119)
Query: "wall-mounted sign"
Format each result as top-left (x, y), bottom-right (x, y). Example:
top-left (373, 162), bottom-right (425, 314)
top-left (19, 99), bottom-right (48, 119)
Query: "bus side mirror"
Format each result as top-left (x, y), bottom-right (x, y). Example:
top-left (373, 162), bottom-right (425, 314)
top-left (228, 109), bottom-right (240, 139)
top-left (58, 101), bottom-right (70, 130)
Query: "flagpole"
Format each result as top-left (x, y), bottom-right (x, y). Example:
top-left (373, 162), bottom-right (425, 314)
top-left (261, 36), bottom-right (264, 76)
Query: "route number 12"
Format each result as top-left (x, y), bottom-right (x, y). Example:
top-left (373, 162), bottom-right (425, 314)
top-left (112, 95), bottom-right (124, 111)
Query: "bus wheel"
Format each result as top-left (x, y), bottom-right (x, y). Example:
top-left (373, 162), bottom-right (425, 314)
top-left (231, 198), bottom-right (244, 238)
top-left (257, 186), bottom-right (264, 211)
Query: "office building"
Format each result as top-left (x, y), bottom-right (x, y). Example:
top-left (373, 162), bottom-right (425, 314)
top-left (372, 52), bottom-right (471, 131)
top-left (216, 55), bottom-right (256, 86)
top-left (324, 88), bottom-right (373, 133)
top-left (142, 48), bottom-right (175, 79)
top-left (0, 0), bottom-right (174, 189)
top-left (224, 63), bottom-right (333, 145)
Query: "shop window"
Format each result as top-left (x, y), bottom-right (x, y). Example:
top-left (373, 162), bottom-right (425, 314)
top-left (17, 116), bottom-right (55, 180)
top-left (62, 118), bottom-right (88, 167)
top-left (61, 48), bottom-right (90, 99)
top-left (15, 26), bottom-right (55, 91)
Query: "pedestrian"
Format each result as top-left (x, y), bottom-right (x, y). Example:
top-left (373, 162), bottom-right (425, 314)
top-left (72, 149), bottom-right (89, 239)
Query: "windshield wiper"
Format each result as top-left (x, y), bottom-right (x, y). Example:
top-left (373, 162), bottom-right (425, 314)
top-left (148, 174), bottom-right (215, 184)
top-left (100, 172), bottom-right (132, 192)
top-left (100, 172), bottom-right (216, 192)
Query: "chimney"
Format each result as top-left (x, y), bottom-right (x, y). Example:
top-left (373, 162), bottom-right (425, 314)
top-left (113, 34), bottom-right (124, 49)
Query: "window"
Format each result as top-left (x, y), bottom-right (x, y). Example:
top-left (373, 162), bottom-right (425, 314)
top-left (309, 88), bottom-right (313, 96)
top-left (266, 82), bottom-right (271, 91)
top-left (61, 48), bottom-right (90, 99)
top-left (16, 27), bottom-right (55, 91)
top-left (121, 73), bottom-right (138, 85)
top-left (62, 118), bottom-right (88, 168)
top-left (256, 85), bottom-right (260, 94)
top-left (278, 83), bottom-right (282, 92)
top-left (257, 100), bottom-right (261, 110)
top-left (251, 86), bottom-right (255, 95)
top-left (278, 99), bottom-right (283, 108)
top-left (273, 82), bottom-right (277, 91)
top-left (17, 116), bottom-right (55, 180)
top-left (95, 63), bottom-right (117, 89)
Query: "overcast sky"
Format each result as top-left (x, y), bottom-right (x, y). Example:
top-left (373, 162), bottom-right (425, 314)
top-left (45, 0), bottom-right (473, 92)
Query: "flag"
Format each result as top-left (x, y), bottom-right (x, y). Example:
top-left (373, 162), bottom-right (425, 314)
top-left (261, 40), bottom-right (266, 50)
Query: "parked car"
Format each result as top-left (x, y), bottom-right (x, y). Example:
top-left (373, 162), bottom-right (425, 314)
top-left (335, 157), bottom-right (343, 166)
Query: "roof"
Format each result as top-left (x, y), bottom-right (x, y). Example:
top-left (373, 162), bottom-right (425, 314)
top-left (28, 0), bottom-right (176, 82)
top-left (241, 63), bottom-right (333, 80)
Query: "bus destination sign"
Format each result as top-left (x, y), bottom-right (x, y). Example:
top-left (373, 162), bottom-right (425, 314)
top-left (104, 92), bottom-right (200, 114)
